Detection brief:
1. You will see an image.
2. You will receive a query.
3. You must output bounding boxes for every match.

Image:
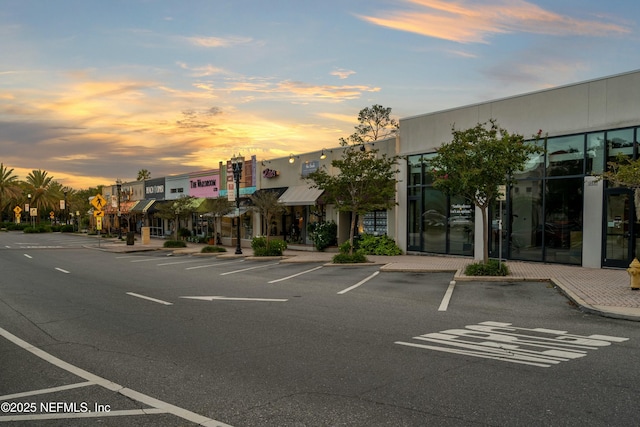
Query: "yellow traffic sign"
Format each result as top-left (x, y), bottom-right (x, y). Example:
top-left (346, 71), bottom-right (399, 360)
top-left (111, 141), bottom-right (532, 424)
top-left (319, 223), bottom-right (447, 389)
top-left (91, 194), bottom-right (107, 210)
top-left (96, 216), bottom-right (103, 230)
top-left (49, 211), bottom-right (55, 219)
top-left (13, 206), bottom-right (22, 214)
top-left (94, 210), bottom-right (104, 218)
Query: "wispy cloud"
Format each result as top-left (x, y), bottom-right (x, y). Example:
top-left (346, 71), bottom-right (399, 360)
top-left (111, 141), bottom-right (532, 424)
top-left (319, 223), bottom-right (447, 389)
top-left (331, 69), bottom-right (356, 79)
top-left (359, 0), bottom-right (631, 43)
top-left (186, 35), bottom-right (254, 48)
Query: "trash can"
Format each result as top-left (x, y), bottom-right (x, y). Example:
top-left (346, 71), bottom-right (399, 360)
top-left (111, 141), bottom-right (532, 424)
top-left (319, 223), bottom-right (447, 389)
top-left (126, 231), bottom-right (135, 246)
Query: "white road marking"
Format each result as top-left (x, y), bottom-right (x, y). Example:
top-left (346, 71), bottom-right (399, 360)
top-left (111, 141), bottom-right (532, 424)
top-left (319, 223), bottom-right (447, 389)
top-left (396, 321), bottom-right (629, 368)
top-left (181, 296), bottom-right (288, 302)
top-left (268, 266), bottom-right (323, 283)
top-left (157, 259), bottom-right (203, 266)
top-left (185, 259), bottom-right (245, 270)
top-left (55, 267), bottom-right (70, 274)
top-left (337, 271), bottom-right (379, 294)
top-left (0, 326), bottom-right (231, 426)
top-left (220, 262), bottom-right (280, 275)
top-left (24, 254), bottom-right (32, 259)
top-left (126, 292), bottom-right (173, 305)
top-left (129, 258), bottom-right (161, 263)
top-left (2, 409), bottom-right (166, 422)
top-left (438, 280), bottom-right (456, 311)
top-left (0, 381), bottom-right (93, 400)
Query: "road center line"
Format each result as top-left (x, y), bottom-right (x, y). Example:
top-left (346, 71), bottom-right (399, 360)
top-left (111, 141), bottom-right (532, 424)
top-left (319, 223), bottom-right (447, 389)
top-left (55, 267), bottom-right (70, 274)
top-left (268, 266), bottom-right (323, 283)
top-left (220, 262), bottom-right (280, 275)
top-left (337, 271), bottom-right (379, 294)
top-left (126, 292), bottom-right (173, 305)
top-left (438, 280), bottom-right (456, 311)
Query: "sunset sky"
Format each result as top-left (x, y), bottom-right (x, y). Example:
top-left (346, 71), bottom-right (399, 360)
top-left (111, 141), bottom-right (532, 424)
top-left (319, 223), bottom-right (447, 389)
top-left (1, 0), bottom-right (638, 189)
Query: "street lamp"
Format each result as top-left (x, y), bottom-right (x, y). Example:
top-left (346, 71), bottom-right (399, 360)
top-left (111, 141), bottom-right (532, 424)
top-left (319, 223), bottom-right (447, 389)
top-left (27, 194), bottom-right (32, 227)
top-left (63, 190), bottom-right (68, 225)
top-left (116, 179), bottom-right (122, 239)
top-left (231, 154), bottom-right (243, 255)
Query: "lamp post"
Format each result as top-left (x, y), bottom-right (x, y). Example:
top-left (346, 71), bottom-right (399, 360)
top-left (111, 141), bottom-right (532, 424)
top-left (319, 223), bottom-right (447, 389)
top-left (231, 154), bottom-right (243, 255)
top-left (27, 194), bottom-right (32, 227)
top-left (63, 190), bottom-right (68, 225)
top-left (116, 179), bottom-right (122, 239)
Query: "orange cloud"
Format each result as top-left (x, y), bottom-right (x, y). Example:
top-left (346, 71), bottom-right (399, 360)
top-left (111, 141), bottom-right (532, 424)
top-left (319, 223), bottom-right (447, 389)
top-left (359, 0), bottom-right (631, 43)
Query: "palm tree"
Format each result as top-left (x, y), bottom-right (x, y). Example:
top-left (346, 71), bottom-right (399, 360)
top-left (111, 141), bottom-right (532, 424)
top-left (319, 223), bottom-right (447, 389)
top-left (0, 163), bottom-right (21, 221)
top-left (26, 170), bottom-right (58, 220)
top-left (137, 169), bottom-right (151, 181)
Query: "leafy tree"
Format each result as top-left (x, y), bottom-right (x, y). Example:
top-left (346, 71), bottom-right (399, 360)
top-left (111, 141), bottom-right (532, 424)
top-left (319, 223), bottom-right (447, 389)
top-left (340, 104), bottom-right (399, 145)
top-left (137, 169), bottom-right (151, 181)
top-left (0, 163), bottom-right (22, 221)
top-left (250, 190), bottom-right (286, 247)
top-left (155, 195), bottom-right (198, 240)
top-left (428, 120), bottom-right (545, 264)
top-left (200, 196), bottom-right (232, 242)
top-left (307, 105), bottom-right (400, 255)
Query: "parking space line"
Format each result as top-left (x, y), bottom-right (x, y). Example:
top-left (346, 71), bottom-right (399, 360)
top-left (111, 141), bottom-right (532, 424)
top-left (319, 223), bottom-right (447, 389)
top-left (185, 259), bottom-right (245, 270)
top-left (0, 381), bottom-right (93, 400)
top-left (157, 259), bottom-right (204, 266)
top-left (0, 326), bottom-right (231, 426)
top-left (438, 280), bottom-right (456, 311)
top-left (268, 266), bottom-right (323, 283)
top-left (220, 262), bottom-right (280, 276)
top-left (55, 267), bottom-right (70, 274)
top-left (337, 271), bottom-right (379, 294)
top-left (126, 292), bottom-right (173, 306)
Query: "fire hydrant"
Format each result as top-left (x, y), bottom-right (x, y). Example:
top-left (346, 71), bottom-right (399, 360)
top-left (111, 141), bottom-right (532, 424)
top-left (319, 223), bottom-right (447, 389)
top-left (627, 258), bottom-right (640, 290)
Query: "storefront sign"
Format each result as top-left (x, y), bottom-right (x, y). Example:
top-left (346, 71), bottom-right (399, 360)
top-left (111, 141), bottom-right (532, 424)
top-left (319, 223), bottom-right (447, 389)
top-left (262, 168), bottom-right (279, 179)
top-left (301, 160), bottom-right (319, 177)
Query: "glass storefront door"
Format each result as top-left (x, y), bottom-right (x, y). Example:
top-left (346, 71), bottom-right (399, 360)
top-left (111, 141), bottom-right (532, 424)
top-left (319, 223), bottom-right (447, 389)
top-left (603, 189), bottom-right (635, 268)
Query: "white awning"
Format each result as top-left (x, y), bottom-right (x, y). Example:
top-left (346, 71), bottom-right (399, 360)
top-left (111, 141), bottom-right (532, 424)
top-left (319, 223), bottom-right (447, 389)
top-left (278, 186), bottom-right (324, 206)
top-left (223, 207), bottom-right (249, 218)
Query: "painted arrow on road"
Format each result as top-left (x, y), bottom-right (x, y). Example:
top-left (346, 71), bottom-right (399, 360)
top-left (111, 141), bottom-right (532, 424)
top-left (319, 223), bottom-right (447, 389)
top-left (180, 296), bottom-right (288, 302)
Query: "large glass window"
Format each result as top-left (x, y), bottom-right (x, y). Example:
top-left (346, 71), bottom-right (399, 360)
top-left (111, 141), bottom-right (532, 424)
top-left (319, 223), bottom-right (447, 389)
top-left (510, 180), bottom-right (543, 261)
top-left (607, 128), bottom-right (634, 164)
top-left (408, 155), bottom-right (422, 186)
top-left (515, 140), bottom-right (545, 179)
top-left (449, 195), bottom-right (474, 256)
top-left (544, 178), bottom-right (583, 264)
top-left (546, 135), bottom-right (584, 177)
top-left (587, 132), bottom-right (605, 174)
top-left (422, 188), bottom-right (447, 253)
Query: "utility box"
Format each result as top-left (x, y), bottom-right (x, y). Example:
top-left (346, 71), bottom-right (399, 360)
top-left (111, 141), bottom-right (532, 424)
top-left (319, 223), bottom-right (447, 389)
top-left (141, 226), bottom-right (150, 245)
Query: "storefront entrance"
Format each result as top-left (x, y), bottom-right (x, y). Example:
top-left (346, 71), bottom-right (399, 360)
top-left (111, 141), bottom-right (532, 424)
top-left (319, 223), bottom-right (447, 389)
top-left (603, 188), bottom-right (638, 268)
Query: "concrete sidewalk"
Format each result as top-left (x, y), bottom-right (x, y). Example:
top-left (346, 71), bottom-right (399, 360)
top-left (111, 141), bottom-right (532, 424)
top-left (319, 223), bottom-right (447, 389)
top-left (95, 237), bottom-right (640, 322)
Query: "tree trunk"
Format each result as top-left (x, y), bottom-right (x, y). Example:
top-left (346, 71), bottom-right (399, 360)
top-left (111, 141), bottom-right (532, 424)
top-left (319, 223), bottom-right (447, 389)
top-left (481, 206), bottom-right (489, 264)
top-left (349, 211), bottom-right (357, 255)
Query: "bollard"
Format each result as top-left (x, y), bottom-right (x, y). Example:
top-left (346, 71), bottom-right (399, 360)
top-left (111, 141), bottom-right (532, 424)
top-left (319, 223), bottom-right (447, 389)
top-left (627, 258), bottom-right (640, 290)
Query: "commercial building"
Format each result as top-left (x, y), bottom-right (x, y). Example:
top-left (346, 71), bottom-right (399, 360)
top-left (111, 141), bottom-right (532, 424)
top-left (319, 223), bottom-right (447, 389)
top-left (397, 70), bottom-right (640, 268)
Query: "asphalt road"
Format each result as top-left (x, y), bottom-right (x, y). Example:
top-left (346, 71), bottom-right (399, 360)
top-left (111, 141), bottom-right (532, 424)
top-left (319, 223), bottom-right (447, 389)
top-left (1, 232), bottom-right (639, 426)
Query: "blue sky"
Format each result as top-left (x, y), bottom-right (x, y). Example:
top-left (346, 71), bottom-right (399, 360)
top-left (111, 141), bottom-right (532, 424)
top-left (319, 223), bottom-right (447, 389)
top-left (1, 0), bottom-right (638, 188)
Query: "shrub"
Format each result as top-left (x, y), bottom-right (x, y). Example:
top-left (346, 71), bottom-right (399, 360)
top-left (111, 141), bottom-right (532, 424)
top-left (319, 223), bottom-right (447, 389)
top-left (163, 240), bottom-right (187, 248)
top-left (178, 228), bottom-right (192, 239)
top-left (61, 225), bottom-right (75, 232)
top-left (201, 245), bottom-right (227, 253)
top-left (332, 252), bottom-right (368, 264)
top-left (357, 234), bottom-right (402, 255)
top-left (23, 225), bottom-right (52, 233)
top-left (465, 259), bottom-right (509, 276)
top-left (307, 221), bottom-right (338, 251)
top-left (251, 236), bottom-right (287, 256)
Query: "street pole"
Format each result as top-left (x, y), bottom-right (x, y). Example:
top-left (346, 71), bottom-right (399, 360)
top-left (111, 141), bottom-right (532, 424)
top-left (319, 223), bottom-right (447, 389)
top-left (232, 155), bottom-right (243, 255)
top-left (116, 179), bottom-right (122, 239)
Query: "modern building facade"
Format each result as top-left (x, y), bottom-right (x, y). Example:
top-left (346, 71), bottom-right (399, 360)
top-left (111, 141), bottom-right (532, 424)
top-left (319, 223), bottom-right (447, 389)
top-left (397, 70), bottom-right (640, 268)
